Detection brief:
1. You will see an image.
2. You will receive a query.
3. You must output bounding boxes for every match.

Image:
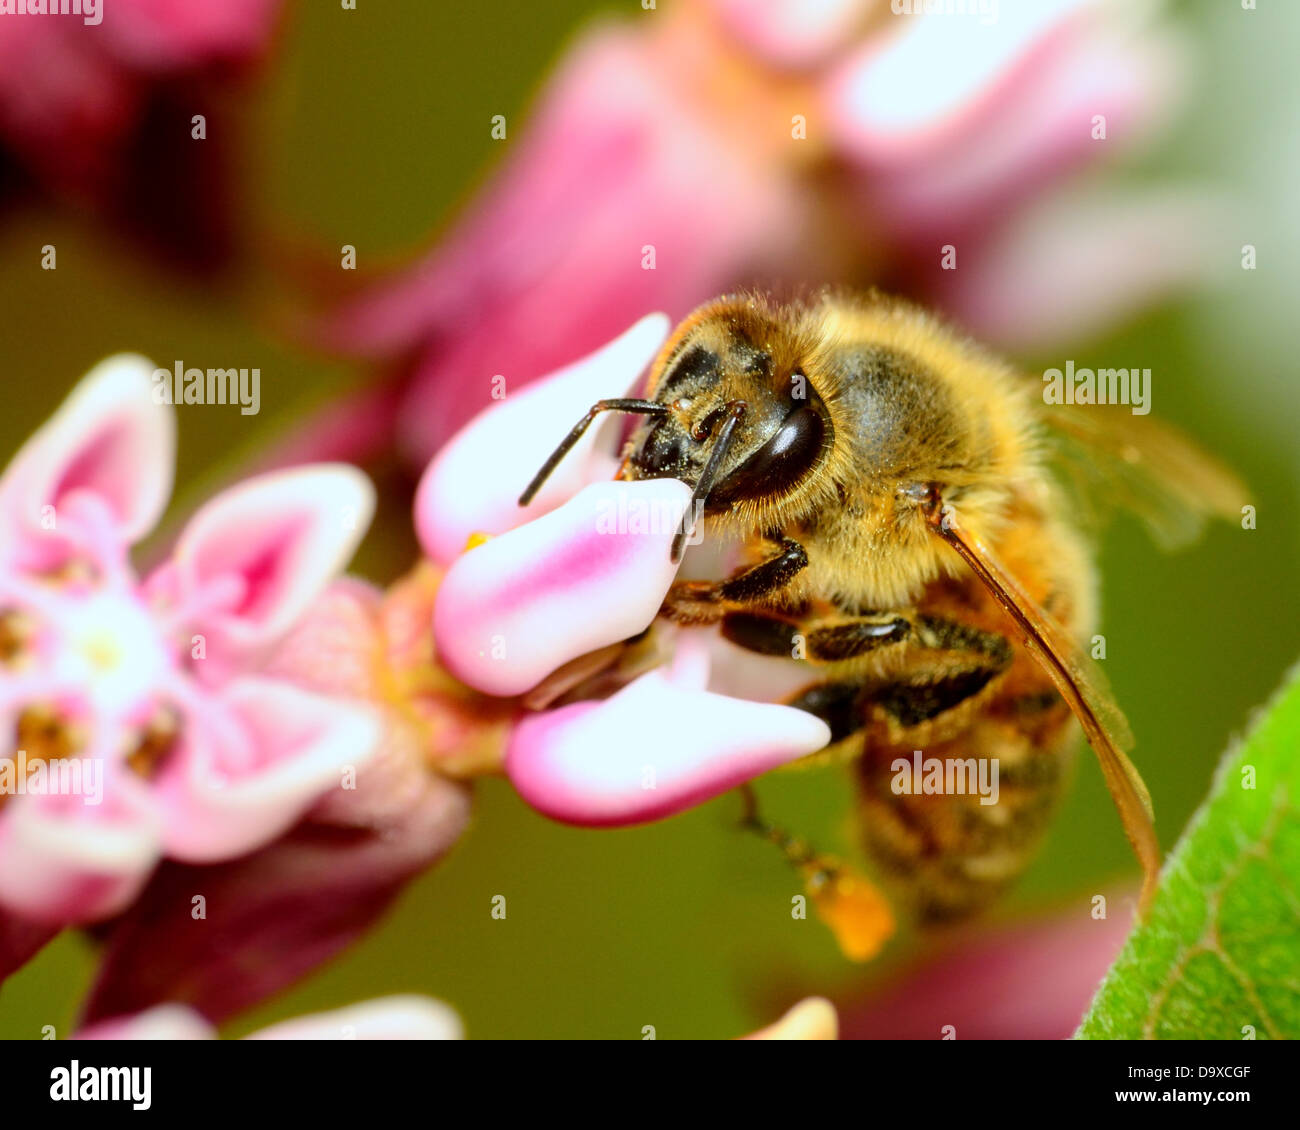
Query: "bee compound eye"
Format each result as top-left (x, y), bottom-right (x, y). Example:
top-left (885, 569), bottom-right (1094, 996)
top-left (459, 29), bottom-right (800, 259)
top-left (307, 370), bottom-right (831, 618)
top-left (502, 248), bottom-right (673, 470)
top-left (708, 404), bottom-right (826, 506)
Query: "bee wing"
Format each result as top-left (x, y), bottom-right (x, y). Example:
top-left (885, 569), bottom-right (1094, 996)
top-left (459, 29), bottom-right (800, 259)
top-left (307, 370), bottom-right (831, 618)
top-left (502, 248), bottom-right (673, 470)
top-left (925, 498), bottom-right (1160, 914)
top-left (1038, 404), bottom-right (1248, 550)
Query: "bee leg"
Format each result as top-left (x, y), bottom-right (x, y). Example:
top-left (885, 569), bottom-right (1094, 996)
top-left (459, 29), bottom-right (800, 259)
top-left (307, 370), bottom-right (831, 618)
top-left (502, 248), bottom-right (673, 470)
top-left (783, 681), bottom-right (866, 743)
top-left (660, 536), bottom-right (808, 624)
top-left (716, 610), bottom-right (804, 655)
top-left (801, 615), bottom-right (912, 661)
top-left (773, 617), bottom-right (1013, 729)
top-left (717, 536), bottom-right (808, 602)
top-left (736, 784), bottom-right (896, 962)
top-left (870, 618), bottom-right (1014, 728)
top-left (873, 667), bottom-right (1008, 729)
top-left (713, 607), bottom-right (911, 663)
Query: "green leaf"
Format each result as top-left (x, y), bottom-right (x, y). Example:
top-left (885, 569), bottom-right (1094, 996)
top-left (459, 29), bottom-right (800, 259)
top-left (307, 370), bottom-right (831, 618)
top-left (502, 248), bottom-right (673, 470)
top-left (1078, 663), bottom-right (1300, 1039)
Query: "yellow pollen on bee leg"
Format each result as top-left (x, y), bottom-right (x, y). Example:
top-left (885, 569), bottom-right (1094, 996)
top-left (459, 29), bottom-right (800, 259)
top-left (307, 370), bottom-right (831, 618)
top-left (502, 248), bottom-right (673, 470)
top-left (803, 861), bottom-right (896, 963)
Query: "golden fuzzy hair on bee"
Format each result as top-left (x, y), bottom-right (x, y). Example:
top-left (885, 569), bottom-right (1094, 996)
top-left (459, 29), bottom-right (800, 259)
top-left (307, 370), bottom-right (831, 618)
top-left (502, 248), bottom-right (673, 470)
top-left (802, 290), bottom-right (1045, 561)
top-left (641, 289), bottom-right (1050, 610)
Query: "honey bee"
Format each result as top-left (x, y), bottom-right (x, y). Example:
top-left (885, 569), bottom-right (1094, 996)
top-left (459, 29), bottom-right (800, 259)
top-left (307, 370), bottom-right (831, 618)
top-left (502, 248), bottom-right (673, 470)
top-left (519, 291), bottom-right (1245, 927)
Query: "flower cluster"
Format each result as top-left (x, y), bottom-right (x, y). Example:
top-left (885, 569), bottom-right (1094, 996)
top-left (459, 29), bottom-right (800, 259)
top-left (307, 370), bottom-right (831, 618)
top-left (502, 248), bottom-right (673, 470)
top-left (0, 357), bottom-right (378, 928)
top-left (0, 0), bottom-right (1211, 1038)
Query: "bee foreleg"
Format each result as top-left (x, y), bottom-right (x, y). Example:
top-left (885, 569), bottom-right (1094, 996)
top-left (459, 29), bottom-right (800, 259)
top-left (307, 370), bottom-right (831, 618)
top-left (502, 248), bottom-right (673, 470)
top-left (783, 681), bottom-right (866, 744)
top-left (717, 536), bottom-right (808, 602)
top-left (659, 536), bottom-right (808, 624)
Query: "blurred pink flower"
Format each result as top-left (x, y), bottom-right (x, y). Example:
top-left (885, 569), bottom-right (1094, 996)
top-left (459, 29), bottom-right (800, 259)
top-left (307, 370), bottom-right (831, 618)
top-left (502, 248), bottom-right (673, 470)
top-left (0, 356), bottom-right (379, 933)
top-left (319, 0), bottom-right (1201, 468)
top-left (79, 565), bottom-right (508, 1026)
top-left (77, 994), bottom-right (463, 1040)
top-left (0, 0), bottom-right (284, 270)
top-left (830, 894), bottom-right (1136, 1039)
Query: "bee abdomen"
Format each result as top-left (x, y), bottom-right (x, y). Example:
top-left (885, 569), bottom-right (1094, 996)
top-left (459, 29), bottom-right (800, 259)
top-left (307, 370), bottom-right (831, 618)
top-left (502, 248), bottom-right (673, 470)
top-left (854, 708), bottom-right (1077, 921)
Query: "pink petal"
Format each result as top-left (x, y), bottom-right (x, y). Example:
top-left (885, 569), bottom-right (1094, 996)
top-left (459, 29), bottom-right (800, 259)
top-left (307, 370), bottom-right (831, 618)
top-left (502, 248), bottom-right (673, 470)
top-left (0, 780), bottom-right (162, 925)
top-left (0, 22), bottom-right (138, 195)
top-left (830, 0), bottom-right (1092, 156)
top-left (416, 313), bottom-right (670, 566)
top-left (102, 0), bottom-right (284, 70)
top-left (433, 478), bottom-right (693, 697)
top-left (506, 667), bottom-right (830, 826)
top-left (154, 678), bottom-right (380, 862)
top-left (76, 1005), bottom-right (215, 1041)
top-left (827, 1), bottom-right (1186, 238)
top-left (0, 354), bottom-right (174, 552)
top-left (836, 895), bottom-right (1136, 1039)
top-left (939, 186), bottom-right (1227, 351)
top-left (163, 464), bottom-right (374, 667)
top-left (247, 996), bottom-right (463, 1041)
top-left (0, 5), bottom-right (281, 266)
top-left (708, 0), bottom-right (870, 69)
top-left (80, 579), bottom-right (474, 1027)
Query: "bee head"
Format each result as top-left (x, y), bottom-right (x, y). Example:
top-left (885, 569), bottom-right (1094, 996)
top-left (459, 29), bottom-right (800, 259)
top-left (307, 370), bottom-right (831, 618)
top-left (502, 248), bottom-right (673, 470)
top-left (623, 302), bottom-right (831, 517)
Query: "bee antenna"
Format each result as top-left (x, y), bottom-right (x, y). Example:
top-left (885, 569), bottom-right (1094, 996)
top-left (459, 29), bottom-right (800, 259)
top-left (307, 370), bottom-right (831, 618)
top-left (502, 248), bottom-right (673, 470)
top-left (518, 399), bottom-right (669, 507)
top-left (671, 400), bottom-right (746, 563)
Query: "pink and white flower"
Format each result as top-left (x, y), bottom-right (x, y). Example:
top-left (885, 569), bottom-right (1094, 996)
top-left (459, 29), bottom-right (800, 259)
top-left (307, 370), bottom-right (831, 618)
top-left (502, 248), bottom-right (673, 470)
top-left (0, 356), bottom-right (380, 927)
top-left (421, 317), bottom-right (833, 829)
top-left (77, 565), bottom-right (506, 1027)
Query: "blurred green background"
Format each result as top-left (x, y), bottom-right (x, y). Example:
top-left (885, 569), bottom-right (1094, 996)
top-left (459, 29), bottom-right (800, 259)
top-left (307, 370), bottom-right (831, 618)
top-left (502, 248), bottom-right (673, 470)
top-left (1, 1), bottom-right (1296, 1038)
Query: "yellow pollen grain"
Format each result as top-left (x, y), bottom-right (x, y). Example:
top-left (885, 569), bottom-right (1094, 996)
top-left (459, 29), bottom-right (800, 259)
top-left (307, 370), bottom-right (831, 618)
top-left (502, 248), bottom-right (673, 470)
top-left (804, 863), bottom-right (896, 963)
